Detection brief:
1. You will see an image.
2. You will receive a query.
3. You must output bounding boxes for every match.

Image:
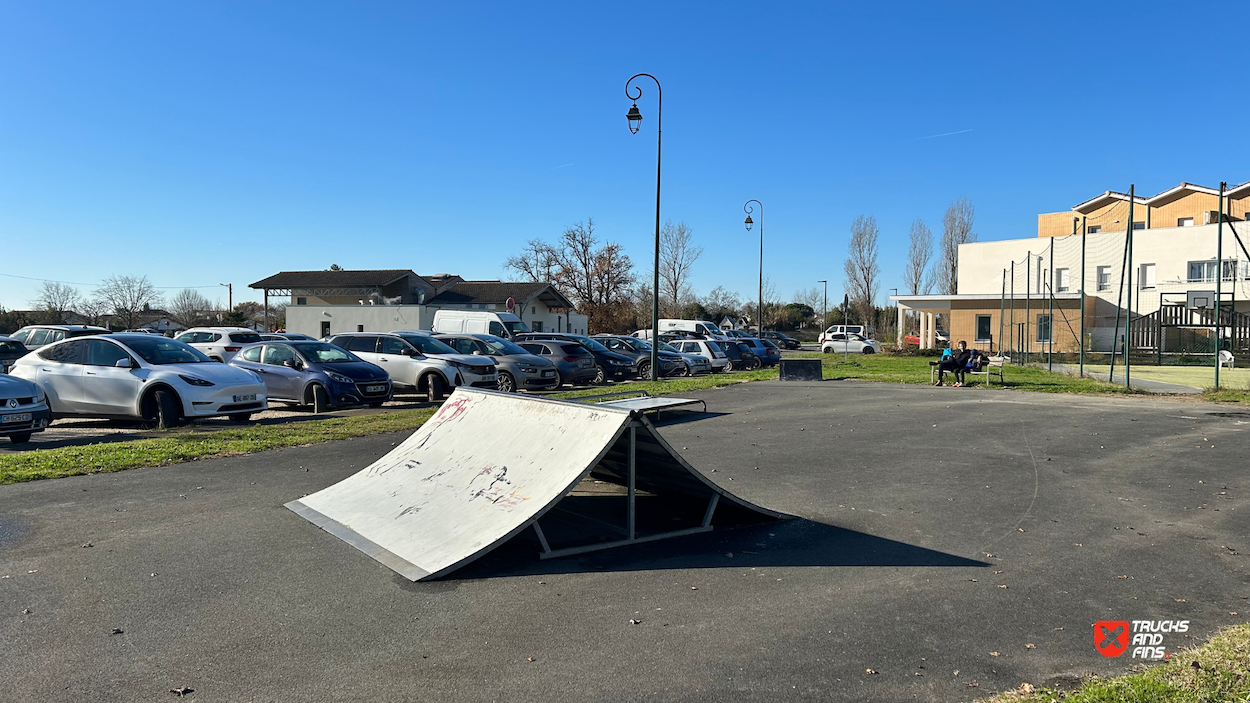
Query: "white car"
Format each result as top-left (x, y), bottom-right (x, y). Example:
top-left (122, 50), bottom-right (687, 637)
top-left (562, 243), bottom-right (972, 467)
top-left (668, 339), bottom-right (731, 372)
top-left (9, 333), bottom-right (267, 428)
top-left (175, 327), bottom-right (264, 363)
top-left (821, 333), bottom-right (882, 355)
top-left (326, 332), bottom-right (496, 402)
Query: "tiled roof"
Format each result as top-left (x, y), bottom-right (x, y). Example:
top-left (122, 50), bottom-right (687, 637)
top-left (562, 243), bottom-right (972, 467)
top-left (429, 281), bottom-right (571, 308)
top-left (250, 270), bottom-right (415, 289)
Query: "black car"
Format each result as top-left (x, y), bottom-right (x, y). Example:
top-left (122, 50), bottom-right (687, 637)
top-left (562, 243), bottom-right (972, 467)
top-left (592, 335), bottom-right (686, 378)
top-left (0, 336), bottom-right (29, 374)
top-left (760, 331), bottom-right (801, 349)
top-left (515, 340), bottom-right (599, 387)
top-left (514, 333), bottom-right (638, 384)
top-left (722, 341), bottom-right (760, 371)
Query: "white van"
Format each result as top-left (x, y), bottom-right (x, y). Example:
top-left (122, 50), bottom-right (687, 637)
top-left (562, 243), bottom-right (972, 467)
top-left (819, 324), bottom-right (875, 344)
top-left (431, 310), bottom-right (530, 339)
top-left (657, 319), bottom-right (729, 340)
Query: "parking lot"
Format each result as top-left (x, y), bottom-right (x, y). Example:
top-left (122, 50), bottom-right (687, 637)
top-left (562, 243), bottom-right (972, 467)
top-left (1, 379), bottom-right (1247, 701)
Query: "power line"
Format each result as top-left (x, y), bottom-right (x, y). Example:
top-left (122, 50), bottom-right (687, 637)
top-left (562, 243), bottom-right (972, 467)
top-left (0, 271), bottom-right (225, 290)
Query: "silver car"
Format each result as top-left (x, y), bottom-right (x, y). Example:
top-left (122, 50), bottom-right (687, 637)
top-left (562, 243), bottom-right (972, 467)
top-left (435, 333), bottom-right (559, 393)
top-left (668, 339), bottom-right (730, 372)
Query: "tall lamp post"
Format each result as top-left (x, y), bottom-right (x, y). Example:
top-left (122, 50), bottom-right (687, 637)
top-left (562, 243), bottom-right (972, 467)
top-left (744, 200), bottom-right (763, 334)
top-left (625, 73), bottom-right (662, 381)
top-left (817, 280), bottom-right (828, 334)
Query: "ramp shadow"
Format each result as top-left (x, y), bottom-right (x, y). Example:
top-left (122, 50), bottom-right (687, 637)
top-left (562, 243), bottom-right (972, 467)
top-left (648, 410), bottom-right (729, 427)
top-left (450, 517), bottom-right (988, 581)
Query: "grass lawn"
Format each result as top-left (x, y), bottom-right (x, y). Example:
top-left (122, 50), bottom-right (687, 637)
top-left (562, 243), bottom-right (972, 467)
top-left (979, 623), bottom-right (1250, 703)
top-left (0, 354), bottom-right (1211, 486)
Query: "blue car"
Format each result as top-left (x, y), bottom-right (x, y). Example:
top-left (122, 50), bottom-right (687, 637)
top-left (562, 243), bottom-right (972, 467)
top-left (230, 340), bottom-right (391, 413)
top-left (740, 338), bottom-right (782, 367)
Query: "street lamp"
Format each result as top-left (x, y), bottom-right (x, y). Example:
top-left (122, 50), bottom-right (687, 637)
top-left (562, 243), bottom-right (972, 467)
top-left (743, 200), bottom-right (763, 335)
top-left (625, 73), bottom-right (662, 381)
top-left (817, 280), bottom-right (827, 334)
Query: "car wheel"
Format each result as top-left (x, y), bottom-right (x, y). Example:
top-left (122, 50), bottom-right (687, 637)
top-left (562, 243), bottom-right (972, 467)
top-left (497, 371), bottom-right (517, 393)
top-left (678, 365), bottom-right (690, 377)
top-left (553, 370), bottom-right (565, 389)
top-left (141, 388), bottom-right (181, 430)
top-left (862, 347), bottom-right (875, 355)
top-left (312, 384), bottom-right (330, 414)
top-left (593, 365), bottom-right (607, 385)
top-left (7, 432), bottom-right (32, 445)
top-left (210, 356), bottom-right (223, 363)
top-left (722, 360), bottom-right (735, 372)
top-left (751, 357), bottom-right (763, 370)
top-left (638, 361), bottom-right (651, 380)
top-left (228, 412), bottom-right (253, 423)
top-left (425, 374), bottom-right (444, 403)
top-left (822, 346), bottom-right (833, 354)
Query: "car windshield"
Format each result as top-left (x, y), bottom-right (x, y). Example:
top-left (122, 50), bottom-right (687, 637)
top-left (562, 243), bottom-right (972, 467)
top-left (0, 341), bottom-right (23, 353)
top-left (480, 337), bottom-right (528, 355)
top-left (657, 341), bottom-right (680, 353)
top-left (613, 337), bottom-right (648, 352)
top-left (123, 337), bottom-right (213, 364)
top-left (575, 337), bottom-right (609, 353)
top-left (702, 322), bottom-right (723, 334)
top-left (503, 320), bottom-right (530, 335)
top-left (399, 334), bottom-right (459, 355)
top-left (229, 331), bottom-right (263, 344)
top-left (293, 342), bottom-right (360, 364)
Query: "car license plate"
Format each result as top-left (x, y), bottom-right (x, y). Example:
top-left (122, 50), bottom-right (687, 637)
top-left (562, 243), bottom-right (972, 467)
top-left (2, 413), bottom-right (32, 424)
top-left (232, 394), bottom-right (257, 403)
top-left (365, 385), bottom-right (386, 393)
top-left (541, 370), bottom-right (555, 377)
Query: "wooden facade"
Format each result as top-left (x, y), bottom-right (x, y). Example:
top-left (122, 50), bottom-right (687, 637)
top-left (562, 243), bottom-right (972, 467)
top-left (948, 297), bottom-right (1089, 355)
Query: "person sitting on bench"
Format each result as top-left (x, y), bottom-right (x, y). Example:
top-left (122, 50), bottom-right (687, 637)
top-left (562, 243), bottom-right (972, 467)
top-left (934, 340), bottom-right (970, 387)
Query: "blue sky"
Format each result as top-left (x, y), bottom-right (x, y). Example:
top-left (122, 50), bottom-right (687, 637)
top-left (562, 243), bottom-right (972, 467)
top-left (2, 1), bottom-right (1247, 311)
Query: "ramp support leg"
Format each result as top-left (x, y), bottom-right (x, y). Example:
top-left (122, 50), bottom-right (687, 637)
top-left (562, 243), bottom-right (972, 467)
top-left (702, 493), bottom-right (720, 528)
top-left (627, 425), bottom-right (637, 540)
top-left (532, 521), bottom-right (552, 555)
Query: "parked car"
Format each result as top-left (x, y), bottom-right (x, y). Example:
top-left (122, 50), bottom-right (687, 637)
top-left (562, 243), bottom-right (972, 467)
top-left (591, 335), bottom-right (686, 377)
top-left (123, 328), bottom-right (164, 334)
top-left (724, 341), bottom-right (760, 371)
top-left (904, 330), bottom-right (950, 346)
top-left (9, 333), bottom-right (267, 427)
top-left (516, 340), bottom-right (598, 387)
top-left (326, 332), bottom-right (495, 402)
top-left (819, 325), bottom-right (877, 344)
top-left (656, 339), bottom-right (713, 375)
top-left (760, 331), bottom-right (801, 349)
top-left (722, 329), bottom-right (754, 339)
top-left (260, 333), bottom-right (316, 341)
top-left (432, 310), bottom-right (531, 340)
top-left (176, 327), bottom-right (264, 363)
top-left (654, 319), bottom-right (730, 341)
top-left (1, 336), bottom-right (30, 374)
top-left (741, 338), bottom-right (782, 367)
top-left (9, 325), bottom-right (110, 350)
top-left (0, 372), bottom-right (51, 444)
top-left (231, 340), bottom-right (391, 412)
top-left (821, 333), bottom-right (883, 355)
top-left (668, 338), bottom-right (731, 373)
top-left (515, 333), bottom-right (638, 384)
top-left (434, 333), bottom-right (559, 393)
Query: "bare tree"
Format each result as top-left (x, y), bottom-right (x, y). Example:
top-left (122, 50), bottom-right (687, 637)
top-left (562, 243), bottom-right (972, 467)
top-left (793, 286), bottom-right (824, 312)
top-left (937, 197), bottom-right (976, 295)
top-left (658, 220), bottom-right (703, 318)
top-left (31, 282), bottom-right (80, 316)
top-left (168, 288), bottom-right (214, 329)
top-left (700, 286), bottom-right (740, 323)
top-left (504, 219), bottom-right (635, 333)
top-left (843, 215), bottom-right (880, 330)
top-left (503, 238), bottom-right (559, 283)
top-left (95, 275), bottom-right (161, 330)
top-left (76, 297), bottom-right (110, 326)
top-left (904, 219), bottom-right (934, 296)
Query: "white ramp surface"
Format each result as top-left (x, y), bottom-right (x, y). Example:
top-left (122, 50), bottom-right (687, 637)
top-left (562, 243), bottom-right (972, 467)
top-left (287, 389), bottom-right (632, 580)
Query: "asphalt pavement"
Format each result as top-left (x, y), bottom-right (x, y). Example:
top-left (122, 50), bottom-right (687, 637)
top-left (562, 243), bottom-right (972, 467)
top-left (1, 380), bottom-right (1247, 702)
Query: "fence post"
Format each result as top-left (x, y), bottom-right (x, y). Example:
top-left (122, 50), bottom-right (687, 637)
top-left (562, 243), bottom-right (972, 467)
top-left (1080, 216), bottom-right (1086, 378)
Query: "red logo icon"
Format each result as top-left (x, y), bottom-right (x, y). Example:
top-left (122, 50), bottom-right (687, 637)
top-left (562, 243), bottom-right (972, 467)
top-left (1094, 620), bottom-right (1129, 658)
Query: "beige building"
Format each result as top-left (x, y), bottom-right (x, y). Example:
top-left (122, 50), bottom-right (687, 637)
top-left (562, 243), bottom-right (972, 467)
top-left (894, 181), bottom-right (1250, 357)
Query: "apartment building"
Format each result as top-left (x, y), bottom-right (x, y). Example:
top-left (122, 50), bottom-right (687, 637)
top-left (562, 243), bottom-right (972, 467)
top-left (892, 181), bottom-right (1250, 356)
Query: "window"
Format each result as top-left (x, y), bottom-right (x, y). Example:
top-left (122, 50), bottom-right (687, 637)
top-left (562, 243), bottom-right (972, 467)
top-left (532, 321), bottom-right (543, 332)
top-left (296, 297), bottom-right (307, 305)
top-left (1055, 268), bottom-right (1070, 292)
top-left (1036, 314), bottom-right (1052, 343)
top-left (240, 346), bottom-right (263, 362)
top-left (1139, 263), bottom-right (1156, 290)
top-left (320, 321), bottom-right (331, 338)
top-left (1097, 266), bottom-right (1111, 291)
top-left (1221, 260), bottom-right (1245, 282)
top-left (345, 336), bottom-right (377, 353)
top-left (1088, 225), bottom-right (1102, 233)
top-left (1189, 261), bottom-right (1218, 283)
top-left (263, 345), bottom-right (298, 366)
top-left (86, 340), bottom-right (131, 367)
top-left (379, 337), bottom-right (411, 355)
top-left (975, 315), bottom-right (992, 343)
top-left (519, 343), bottom-right (547, 355)
top-left (229, 331), bottom-right (262, 344)
top-left (38, 340), bottom-right (84, 364)
top-left (489, 322), bottom-right (506, 337)
top-left (1178, 217), bottom-right (1194, 227)
top-left (1132, 221), bottom-right (1145, 230)
top-left (26, 329), bottom-right (50, 346)
top-left (356, 325), bottom-right (364, 332)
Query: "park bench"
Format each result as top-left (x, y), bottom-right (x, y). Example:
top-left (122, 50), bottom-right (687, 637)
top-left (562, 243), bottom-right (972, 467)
top-left (930, 355), bottom-right (1008, 386)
